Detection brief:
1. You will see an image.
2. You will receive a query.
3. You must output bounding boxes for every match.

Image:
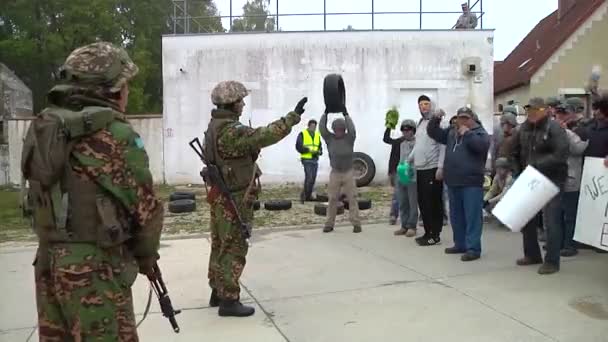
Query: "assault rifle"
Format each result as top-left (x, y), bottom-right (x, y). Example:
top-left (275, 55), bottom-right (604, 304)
top-left (148, 264), bottom-right (181, 333)
top-left (189, 137), bottom-right (252, 241)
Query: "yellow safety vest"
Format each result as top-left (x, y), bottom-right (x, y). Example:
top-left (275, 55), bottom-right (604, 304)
top-left (301, 129), bottom-right (321, 159)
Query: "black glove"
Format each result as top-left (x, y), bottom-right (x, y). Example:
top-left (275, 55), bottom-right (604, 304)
top-left (483, 200), bottom-right (490, 209)
top-left (294, 97), bottom-right (308, 115)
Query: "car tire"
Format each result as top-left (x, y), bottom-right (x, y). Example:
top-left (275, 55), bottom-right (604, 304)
top-left (323, 74), bottom-right (346, 113)
top-left (352, 152), bottom-right (376, 187)
top-left (264, 200), bottom-right (292, 211)
top-left (168, 199), bottom-right (196, 213)
top-left (343, 198), bottom-right (372, 211)
top-left (253, 200), bottom-right (261, 211)
top-left (314, 194), bottom-right (329, 202)
top-left (169, 191), bottom-right (196, 202)
top-left (314, 202), bottom-right (345, 216)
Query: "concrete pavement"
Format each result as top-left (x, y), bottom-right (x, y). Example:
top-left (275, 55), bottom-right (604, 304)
top-left (1, 222), bottom-right (607, 342)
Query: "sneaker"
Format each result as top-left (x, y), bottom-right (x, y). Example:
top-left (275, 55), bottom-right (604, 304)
top-left (389, 217), bottom-right (397, 225)
top-left (560, 248), bottom-right (578, 257)
top-left (461, 253), bottom-right (480, 262)
top-left (417, 236), bottom-right (440, 246)
top-left (516, 257), bottom-right (543, 266)
top-left (353, 225), bottom-right (362, 233)
top-left (537, 263), bottom-right (559, 275)
top-left (405, 229), bottom-right (417, 238)
top-left (393, 228), bottom-right (407, 236)
top-left (445, 246), bottom-right (466, 254)
top-left (323, 226), bottom-right (334, 233)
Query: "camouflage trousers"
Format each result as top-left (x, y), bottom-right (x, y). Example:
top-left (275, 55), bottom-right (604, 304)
top-left (207, 188), bottom-right (252, 301)
top-left (34, 243), bottom-right (140, 342)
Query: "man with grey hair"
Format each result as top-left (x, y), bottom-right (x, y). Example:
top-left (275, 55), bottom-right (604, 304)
top-left (319, 107), bottom-right (362, 233)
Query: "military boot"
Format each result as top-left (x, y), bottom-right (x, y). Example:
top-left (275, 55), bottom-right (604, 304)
top-left (209, 289), bottom-right (220, 307)
top-left (218, 300), bottom-right (255, 317)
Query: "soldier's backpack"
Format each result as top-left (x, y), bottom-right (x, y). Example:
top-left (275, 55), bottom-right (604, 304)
top-left (21, 106), bottom-right (117, 236)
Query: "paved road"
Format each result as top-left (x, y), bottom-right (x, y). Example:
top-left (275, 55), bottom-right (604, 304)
top-left (1, 223), bottom-right (607, 341)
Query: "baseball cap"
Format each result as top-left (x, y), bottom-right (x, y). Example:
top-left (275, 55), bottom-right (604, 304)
top-left (456, 107), bottom-right (476, 119)
top-left (524, 97), bottom-right (545, 110)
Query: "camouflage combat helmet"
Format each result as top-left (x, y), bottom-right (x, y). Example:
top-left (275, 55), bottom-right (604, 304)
top-left (211, 81), bottom-right (249, 105)
top-left (60, 42), bottom-right (139, 92)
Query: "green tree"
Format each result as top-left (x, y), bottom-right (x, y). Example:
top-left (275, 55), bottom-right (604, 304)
top-left (0, 0), bottom-right (224, 114)
top-left (232, 0), bottom-right (276, 32)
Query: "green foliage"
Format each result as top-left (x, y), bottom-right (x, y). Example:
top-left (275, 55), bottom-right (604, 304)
top-left (0, 0), bottom-right (224, 114)
top-left (232, 0), bottom-right (276, 32)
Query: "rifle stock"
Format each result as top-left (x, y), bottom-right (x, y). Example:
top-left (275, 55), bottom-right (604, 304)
top-left (147, 264), bottom-right (181, 333)
top-left (189, 138), bottom-right (252, 241)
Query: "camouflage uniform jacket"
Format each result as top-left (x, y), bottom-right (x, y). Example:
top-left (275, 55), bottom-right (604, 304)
top-left (206, 108), bottom-right (301, 203)
top-left (47, 84), bottom-right (163, 259)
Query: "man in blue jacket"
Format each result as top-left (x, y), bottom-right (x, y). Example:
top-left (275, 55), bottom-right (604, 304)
top-left (428, 107), bottom-right (491, 261)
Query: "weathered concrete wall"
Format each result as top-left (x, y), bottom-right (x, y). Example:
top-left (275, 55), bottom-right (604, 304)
top-left (7, 116), bottom-right (164, 186)
top-left (162, 30), bottom-right (495, 185)
top-left (0, 63), bottom-right (33, 119)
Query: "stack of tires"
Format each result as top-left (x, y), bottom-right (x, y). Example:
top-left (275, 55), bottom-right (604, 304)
top-left (168, 191), bottom-right (196, 213)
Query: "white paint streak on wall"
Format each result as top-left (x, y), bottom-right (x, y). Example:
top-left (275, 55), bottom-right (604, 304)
top-left (162, 30), bottom-right (494, 185)
top-left (7, 116), bottom-right (164, 185)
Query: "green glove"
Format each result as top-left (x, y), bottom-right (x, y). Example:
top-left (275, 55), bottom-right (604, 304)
top-left (385, 107), bottom-right (399, 129)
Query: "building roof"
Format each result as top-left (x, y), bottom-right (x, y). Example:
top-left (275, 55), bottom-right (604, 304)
top-left (494, 0), bottom-right (605, 95)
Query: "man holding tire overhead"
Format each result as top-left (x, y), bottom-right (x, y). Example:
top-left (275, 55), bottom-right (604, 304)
top-left (319, 107), bottom-right (362, 233)
top-left (204, 80), bottom-right (308, 317)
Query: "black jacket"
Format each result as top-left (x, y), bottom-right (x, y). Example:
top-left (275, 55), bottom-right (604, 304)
top-left (510, 116), bottom-right (569, 186)
top-left (581, 118), bottom-right (608, 159)
top-left (383, 128), bottom-right (406, 174)
top-left (295, 130), bottom-right (323, 161)
top-left (428, 118), bottom-right (491, 187)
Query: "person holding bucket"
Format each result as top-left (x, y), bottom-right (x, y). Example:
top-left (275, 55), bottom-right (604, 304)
top-left (428, 107), bottom-right (491, 261)
top-left (393, 120), bottom-right (418, 237)
top-left (509, 97), bottom-right (569, 275)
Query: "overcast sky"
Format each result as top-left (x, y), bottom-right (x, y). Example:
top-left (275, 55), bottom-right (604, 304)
top-left (214, 0), bottom-right (558, 61)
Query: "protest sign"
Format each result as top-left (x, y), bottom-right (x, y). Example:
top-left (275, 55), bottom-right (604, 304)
top-left (492, 165), bottom-right (560, 232)
top-left (574, 157), bottom-right (608, 251)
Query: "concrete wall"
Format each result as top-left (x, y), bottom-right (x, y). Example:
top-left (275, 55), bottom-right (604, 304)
top-left (162, 30), bottom-right (495, 185)
top-left (531, 1), bottom-right (608, 100)
top-left (0, 63), bottom-right (33, 119)
top-left (6, 116), bottom-right (164, 186)
top-left (494, 84), bottom-right (531, 112)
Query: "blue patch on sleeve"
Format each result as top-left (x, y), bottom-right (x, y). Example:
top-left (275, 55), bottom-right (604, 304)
top-left (134, 137), bottom-right (145, 149)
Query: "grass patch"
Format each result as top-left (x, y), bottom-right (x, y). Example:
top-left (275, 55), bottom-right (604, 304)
top-left (0, 189), bottom-right (34, 242)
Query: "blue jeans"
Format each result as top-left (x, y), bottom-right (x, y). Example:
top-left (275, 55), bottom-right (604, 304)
top-left (301, 160), bottom-right (318, 200)
top-left (397, 183), bottom-right (418, 229)
top-left (448, 186), bottom-right (484, 256)
top-left (560, 191), bottom-right (580, 250)
top-left (391, 188), bottom-right (399, 218)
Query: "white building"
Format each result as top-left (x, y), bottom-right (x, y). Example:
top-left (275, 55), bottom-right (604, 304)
top-left (162, 30), bottom-right (494, 185)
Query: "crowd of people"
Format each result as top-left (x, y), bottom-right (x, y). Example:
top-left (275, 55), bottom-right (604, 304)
top-left (382, 93), bottom-right (608, 274)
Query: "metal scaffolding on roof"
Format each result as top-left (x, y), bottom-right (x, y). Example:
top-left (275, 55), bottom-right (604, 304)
top-left (170, 0), bottom-right (486, 34)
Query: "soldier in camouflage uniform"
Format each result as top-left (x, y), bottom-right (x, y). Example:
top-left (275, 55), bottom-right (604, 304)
top-left (204, 81), bottom-right (307, 317)
top-left (454, 2), bottom-right (478, 29)
top-left (21, 42), bottom-right (163, 341)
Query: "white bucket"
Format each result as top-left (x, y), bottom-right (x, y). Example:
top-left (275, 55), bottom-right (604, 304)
top-left (492, 165), bottom-right (560, 232)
